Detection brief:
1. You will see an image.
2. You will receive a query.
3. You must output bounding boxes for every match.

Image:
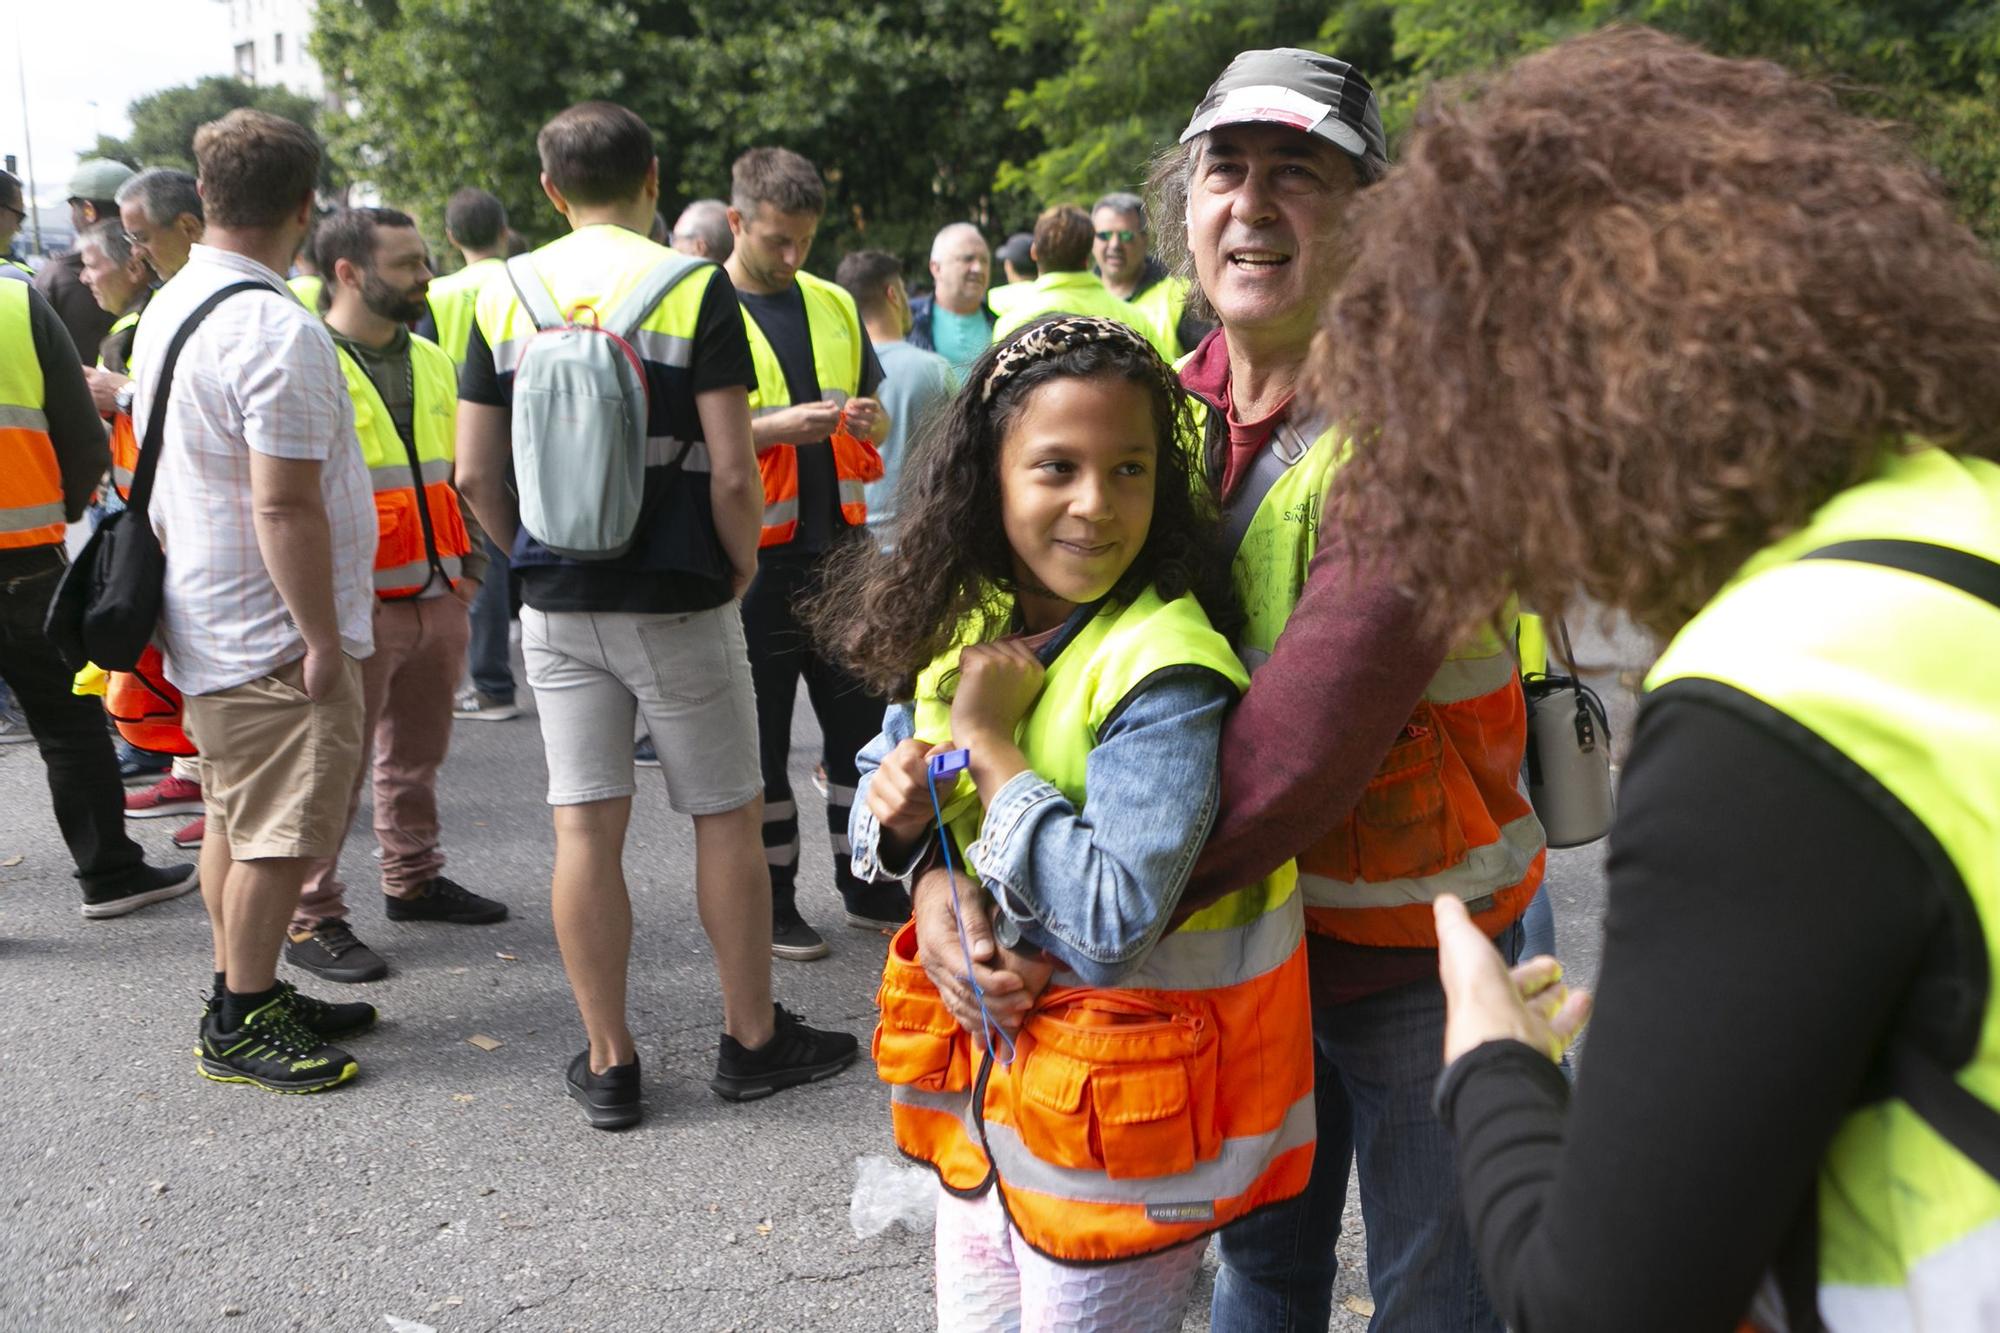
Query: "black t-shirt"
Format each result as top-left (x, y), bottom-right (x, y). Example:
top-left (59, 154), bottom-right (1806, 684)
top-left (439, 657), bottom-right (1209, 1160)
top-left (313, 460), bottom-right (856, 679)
top-left (736, 284), bottom-right (883, 555)
top-left (460, 263), bottom-right (756, 613)
top-left (1436, 692), bottom-right (1969, 1332)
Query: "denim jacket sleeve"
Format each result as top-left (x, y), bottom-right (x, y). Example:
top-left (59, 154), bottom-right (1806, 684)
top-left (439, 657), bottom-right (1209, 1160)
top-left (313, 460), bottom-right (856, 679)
top-left (849, 702), bottom-right (935, 884)
top-left (967, 668), bottom-right (1233, 986)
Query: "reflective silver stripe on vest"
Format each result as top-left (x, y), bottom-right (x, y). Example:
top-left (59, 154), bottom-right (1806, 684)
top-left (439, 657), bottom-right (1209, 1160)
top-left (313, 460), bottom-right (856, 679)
top-left (489, 336), bottom-right (530, 376)
top-left (374, 553), bottom-right (463, 594)
top-left (838, 476), bottom-right (867, 509)
top-left (1298, 811), bottom-right (1545, 910)
top-left (370, 456), bottom-right (453, 493)
top-left (1049, 897), bottom-right (1303, 993)
top-left (645, 437), bottom-right (710, 472)
top-left (988, 1087), bottom-right (1315, 1207)
top-left (763, 497), bottom-right (799, 529)
top-left (1426, 650), bottom-right (1517, 705)
top-left (0, 500), bottom-right (66, 534)
top-left (0, 404), bottom-right (51, 432)
top-left (111, 466), bottom-right (135, 492)
top-left (1819, 1214), bottom-right (2000, 1332)
top-left (629, 329), bottom-right (693, 369)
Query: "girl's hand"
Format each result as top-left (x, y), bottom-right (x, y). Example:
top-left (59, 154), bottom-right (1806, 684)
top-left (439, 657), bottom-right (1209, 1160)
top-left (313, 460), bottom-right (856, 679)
top-left (868, 739), bottom-right (943, 841)
top-left (1436, 894), bottom-right (1593, 1064)
top-left (951, 640), bottom-right (1046, 748)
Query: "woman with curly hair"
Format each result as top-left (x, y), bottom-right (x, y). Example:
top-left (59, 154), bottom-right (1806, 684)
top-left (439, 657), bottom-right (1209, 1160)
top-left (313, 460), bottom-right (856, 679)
top-left (811, 316), bottom-right (1312, 1329)
top-left (1314, 23), bottom-right (2000, 1333)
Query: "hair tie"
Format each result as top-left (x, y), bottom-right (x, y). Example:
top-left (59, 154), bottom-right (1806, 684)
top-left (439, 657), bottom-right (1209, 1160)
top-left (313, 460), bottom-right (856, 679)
top-left (981, 316), bottom-right (1165, 402)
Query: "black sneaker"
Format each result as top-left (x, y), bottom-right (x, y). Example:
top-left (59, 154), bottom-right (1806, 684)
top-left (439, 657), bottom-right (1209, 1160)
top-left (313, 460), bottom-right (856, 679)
top-left (285, 921), bottom-right (389, 983)
top-left (81, 862), bottom-right (199, 919)
top-left (384, 875), bottom-right (509, 925)
top-left (198, 994), bottom-right (359, 1094)
top-left (710, 1004), bottom-right (859, 1102)
top-left (198, 982), bottom-right (377, 1042)
top-left (772, 905), bottom-right (829, 961)
top-left (566, 1050), bottom-right (642, 1130)
top-left (842, 881), bottom-right (911, 931)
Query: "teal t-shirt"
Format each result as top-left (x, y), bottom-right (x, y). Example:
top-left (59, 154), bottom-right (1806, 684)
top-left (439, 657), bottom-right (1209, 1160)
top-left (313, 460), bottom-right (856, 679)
top-left (931, 305), bottom-right (992, 376)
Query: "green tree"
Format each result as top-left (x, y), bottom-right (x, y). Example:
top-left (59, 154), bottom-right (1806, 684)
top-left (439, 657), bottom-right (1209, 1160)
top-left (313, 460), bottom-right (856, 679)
top-left (93, 76), bottom-right (338, 189)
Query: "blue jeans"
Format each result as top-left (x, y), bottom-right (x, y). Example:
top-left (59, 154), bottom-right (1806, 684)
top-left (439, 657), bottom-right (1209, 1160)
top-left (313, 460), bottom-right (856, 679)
top-left (1211, 923), bottom-right (1521, 1333)
top-left (465, 536), bottom-right (515, 702)
top-left (1521, 882), bottom-right (1557, 960)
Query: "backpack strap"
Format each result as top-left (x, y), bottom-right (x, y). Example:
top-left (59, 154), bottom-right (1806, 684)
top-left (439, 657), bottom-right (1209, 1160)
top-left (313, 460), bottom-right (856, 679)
top-left (505, 254), bottom-right (570, 332)
top-left (1219, 418), bottom-right (1316, 561)
top-left (603, 253), bottom-right (712, 341)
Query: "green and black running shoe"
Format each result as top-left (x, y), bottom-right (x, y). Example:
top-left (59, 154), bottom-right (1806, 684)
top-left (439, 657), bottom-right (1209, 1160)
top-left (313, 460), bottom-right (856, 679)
top-left (198, 994), bottom-right (359, 1094)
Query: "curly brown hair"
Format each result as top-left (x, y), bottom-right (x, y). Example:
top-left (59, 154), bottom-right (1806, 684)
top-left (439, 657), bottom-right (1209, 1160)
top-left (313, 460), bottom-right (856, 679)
top-left (1312, 25), bottom-right (2000, 643)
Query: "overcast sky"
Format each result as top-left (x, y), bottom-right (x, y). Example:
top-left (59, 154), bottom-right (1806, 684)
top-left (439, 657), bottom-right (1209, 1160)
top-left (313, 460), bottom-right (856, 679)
top-left (4, 0), bottom-right (231, 207)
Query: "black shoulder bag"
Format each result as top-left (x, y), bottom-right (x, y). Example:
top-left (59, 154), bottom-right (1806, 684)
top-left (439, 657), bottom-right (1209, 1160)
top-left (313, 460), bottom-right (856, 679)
top-left (45, 282), bottom-right (266, 671)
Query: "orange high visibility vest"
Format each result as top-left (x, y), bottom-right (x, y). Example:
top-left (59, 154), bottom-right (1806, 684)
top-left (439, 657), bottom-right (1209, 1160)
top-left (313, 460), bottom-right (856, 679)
top-left (740, 271), bottom-right (881, 546)
top-left (1219, 411), bottom-right (1545, 948)
top-left (336, 337), bottom-right (472, 598)
top-left (104, 645), bottom-right (194, 757)
top-left (877, 591), bottom-right (1316, 1263)
top-left (0, 281), bottom-right (68, 550)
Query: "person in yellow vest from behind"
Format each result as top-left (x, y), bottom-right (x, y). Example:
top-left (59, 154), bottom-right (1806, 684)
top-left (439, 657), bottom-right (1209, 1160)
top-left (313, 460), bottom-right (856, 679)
top-left (286, 214), bottom-right (324, 312)
top-left (417, 187), bottom-right (524, 725)
top-left (1317, 28), bottom-right (2000, 1329)
top-left (1091, 192), bottom-right (1215, 359)
top-left (0, 276), bottom-right (197, 915)
top-left (724, 146), bottom-right (901, 961)
top-left (991, 206), bottom-right (1174, 359)
top-left (285, 206), bottom-right (509, 987)
top-left (818, 319), bottom-right (1313, 1328)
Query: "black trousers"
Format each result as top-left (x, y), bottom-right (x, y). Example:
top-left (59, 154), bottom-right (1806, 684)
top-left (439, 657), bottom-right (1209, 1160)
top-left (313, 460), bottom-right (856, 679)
top-left (740, 546), bottom-right (885, 914)
top-left (0, 548), bottom-right (150, 895)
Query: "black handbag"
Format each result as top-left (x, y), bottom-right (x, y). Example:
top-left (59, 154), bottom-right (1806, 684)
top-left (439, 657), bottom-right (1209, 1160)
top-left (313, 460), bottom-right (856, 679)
top-left (45, 282), bottom-right (266, 671)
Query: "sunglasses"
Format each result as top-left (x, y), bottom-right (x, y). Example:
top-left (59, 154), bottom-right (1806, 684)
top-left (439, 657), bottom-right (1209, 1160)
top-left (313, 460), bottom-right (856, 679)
top-left (1095, 229), bottom-right (1139, 243)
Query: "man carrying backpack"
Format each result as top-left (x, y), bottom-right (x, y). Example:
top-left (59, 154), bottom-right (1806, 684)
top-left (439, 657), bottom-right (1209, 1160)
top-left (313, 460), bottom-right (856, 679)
top-left (454, 102), bottom-right (858, 1131)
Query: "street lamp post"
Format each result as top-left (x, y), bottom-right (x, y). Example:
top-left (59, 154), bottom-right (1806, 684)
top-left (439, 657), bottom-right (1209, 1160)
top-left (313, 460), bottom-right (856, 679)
top-left (12, 33), bottom-right (42, 254)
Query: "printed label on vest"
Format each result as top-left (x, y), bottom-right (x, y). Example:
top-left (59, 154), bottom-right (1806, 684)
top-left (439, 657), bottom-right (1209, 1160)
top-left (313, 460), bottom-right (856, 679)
top-left (1145, 1201), bottom-right (1216, 1224)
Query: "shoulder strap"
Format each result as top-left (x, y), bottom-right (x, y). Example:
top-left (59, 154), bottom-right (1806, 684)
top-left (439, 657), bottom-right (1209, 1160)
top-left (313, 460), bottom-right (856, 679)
top-left (126, 280), bottom-right (269, 518)
top-left (504, 254), bottom-right (569, 332)
top-left (1219, 419), bottom-right (1315, 560)
top-left (603, 252), bottom-right (711, 341)
top-left (1802, 538), bottom-right (2000, 613)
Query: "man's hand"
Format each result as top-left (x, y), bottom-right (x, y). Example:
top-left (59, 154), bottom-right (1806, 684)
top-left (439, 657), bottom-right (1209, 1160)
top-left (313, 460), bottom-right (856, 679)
top-left (82, 367), bottom-right (130, 418)
top-left (913, 869), bottom-right (1042, 1037)
top-left (769, 400), bottom-right (844, 443)
top-left (300, 644), bottom-right (345, 702)
top-left (951, 639), bottom-right (1045, 751)
top-left (869, 739), bottom-right (944, 842)
top-left (841, 396), bottom-right (886, 441)
top-left (1437, 894), bottom-right (1592, 1065)
top-left (450, 576), bottom-right (482, 607)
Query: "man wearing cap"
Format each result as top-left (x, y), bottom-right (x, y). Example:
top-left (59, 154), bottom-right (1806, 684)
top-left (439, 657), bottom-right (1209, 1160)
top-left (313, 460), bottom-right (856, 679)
top-left (904, 222), bottom-right (993, 377)
top-left (0, 170), bottom-right (32, 276)
top-left (1091, 191), bottom-right (1214, 359)
top-left (987, 231), bottom-right (1036, 314)
top-left (1170, 48), bottom-right (1542, 1333)
top-left (35, 158), bottom-right (135, 361)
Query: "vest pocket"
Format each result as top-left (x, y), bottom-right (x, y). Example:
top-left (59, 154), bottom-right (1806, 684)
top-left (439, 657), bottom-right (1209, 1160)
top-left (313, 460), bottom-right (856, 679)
top-left (1008, 990), bottom-right (1221, 1183)
top-left (872, 922), bottom-right (973, 1093)
top-left (1344, 704), bottom-right (1471, 882)
top-left (373, 492), bottom-right (421, 569)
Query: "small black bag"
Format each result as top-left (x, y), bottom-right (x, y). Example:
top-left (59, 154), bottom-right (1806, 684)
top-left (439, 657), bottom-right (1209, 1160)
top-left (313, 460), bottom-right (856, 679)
top-left (45, 282), bottom-right (266, 671)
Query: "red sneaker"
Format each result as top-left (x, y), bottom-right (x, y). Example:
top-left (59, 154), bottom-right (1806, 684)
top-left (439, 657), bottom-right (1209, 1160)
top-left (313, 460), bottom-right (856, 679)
top-left (126, 774), bottom-right (204, 820)
top-left (171, 815), bottom-right (205, 849)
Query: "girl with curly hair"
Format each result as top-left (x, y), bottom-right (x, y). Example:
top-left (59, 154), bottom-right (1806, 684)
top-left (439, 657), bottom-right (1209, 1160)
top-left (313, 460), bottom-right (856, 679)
top-left (1315, 24), bottom-right (2000, 1333)
top-left (811, 316), bottom-right (1312, 1329)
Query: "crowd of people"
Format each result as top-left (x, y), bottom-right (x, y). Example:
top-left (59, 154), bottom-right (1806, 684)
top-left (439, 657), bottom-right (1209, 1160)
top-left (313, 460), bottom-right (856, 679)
top-left (3, 23), bottom-right (1997, 1333)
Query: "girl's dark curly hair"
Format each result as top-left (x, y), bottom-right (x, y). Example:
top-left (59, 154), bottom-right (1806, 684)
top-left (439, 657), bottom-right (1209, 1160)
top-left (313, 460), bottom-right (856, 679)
top-left (1312, 25), bottom-right (2000, 644)
top-left (807, 318), bottom-right (1239, 698)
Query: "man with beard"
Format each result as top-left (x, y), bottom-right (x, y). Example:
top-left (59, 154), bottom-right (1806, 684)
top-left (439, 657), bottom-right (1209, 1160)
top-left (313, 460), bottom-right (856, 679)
top-left (286, 206), bottom-right (507, 986)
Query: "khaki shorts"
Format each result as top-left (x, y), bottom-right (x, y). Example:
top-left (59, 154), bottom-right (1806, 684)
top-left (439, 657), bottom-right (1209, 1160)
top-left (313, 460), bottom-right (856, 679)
top-left (181, 655), bottom-right (367, 860)
top-left (522, 605), bottom-right (761, 814)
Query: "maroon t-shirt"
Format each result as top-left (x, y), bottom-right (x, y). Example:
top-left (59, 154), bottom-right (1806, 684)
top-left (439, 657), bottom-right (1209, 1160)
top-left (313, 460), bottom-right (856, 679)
top-left (1180, 331), bottom-right (1454, 1001)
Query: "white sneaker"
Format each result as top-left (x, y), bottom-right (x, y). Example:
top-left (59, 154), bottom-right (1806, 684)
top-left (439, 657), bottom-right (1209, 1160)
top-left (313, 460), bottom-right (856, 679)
top-left (0, 709), bottom-right (33, 745)
top-left (452, 690), bottom-right (522, 722)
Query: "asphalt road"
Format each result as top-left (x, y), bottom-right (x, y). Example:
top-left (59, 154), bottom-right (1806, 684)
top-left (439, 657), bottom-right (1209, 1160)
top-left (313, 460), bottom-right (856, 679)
top-left (0, 616), bottom-right (1644, 1332)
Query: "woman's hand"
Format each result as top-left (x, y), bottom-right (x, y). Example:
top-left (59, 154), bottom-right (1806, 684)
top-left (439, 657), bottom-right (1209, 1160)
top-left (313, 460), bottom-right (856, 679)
top-left (868, 739), bottom-right (943, 842)
top-left (951, 639), bottom-right (1045, 750)
top-left (1437, 894), bottom-right (1592, 1065)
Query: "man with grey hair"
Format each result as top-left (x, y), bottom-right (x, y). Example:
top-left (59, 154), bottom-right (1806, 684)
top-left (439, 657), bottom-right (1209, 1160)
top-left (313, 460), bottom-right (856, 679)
top-left (905, 221), bottom-right (992, 375)
top-left (116, 168), bottom-right (204, 282)
top-left (38, 158), bottom-right (135, 360)
top-left (1090, 190), bottom-right (1212, 358)
top-left (670, 198), bottom-right (733, 261)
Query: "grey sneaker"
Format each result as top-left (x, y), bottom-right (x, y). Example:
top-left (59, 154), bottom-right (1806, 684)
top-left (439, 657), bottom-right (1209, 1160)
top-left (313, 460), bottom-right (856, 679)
top-left (772, 905), bottom-right (829, 961)
top-left (452, 690), bottom-right (521, 722)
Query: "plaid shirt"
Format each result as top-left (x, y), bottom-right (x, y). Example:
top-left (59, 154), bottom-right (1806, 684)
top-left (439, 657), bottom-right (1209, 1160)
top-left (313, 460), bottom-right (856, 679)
top-left (134, 245), bottom-right (375, 695)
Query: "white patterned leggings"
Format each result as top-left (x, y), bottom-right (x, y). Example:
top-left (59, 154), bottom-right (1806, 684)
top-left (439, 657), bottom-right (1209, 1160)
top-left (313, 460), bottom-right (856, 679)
top-left (934, 1184), bottom-right (1207, 1333)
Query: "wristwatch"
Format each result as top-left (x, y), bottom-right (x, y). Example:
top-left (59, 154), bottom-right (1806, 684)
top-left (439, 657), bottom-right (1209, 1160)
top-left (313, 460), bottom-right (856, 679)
top-left (113, 380), bottom-right (138, 416)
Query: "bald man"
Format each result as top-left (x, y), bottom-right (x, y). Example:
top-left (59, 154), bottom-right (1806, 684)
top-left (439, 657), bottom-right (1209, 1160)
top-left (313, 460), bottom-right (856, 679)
top-left (906, 222), bottom-right (993, 375)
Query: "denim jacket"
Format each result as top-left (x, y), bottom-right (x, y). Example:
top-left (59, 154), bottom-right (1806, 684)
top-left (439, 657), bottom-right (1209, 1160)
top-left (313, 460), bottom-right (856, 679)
top-left (849, 661), bottom-right (1233, 986)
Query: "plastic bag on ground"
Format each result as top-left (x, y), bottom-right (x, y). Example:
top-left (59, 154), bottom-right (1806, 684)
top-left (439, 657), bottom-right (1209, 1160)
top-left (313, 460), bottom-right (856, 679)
top-left (850, 1153), bottom-right (936, 1238)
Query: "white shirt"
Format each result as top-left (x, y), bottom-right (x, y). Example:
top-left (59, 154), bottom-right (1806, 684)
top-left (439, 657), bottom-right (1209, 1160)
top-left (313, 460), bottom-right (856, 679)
top-left (134, 245), bottom-right (375, 695)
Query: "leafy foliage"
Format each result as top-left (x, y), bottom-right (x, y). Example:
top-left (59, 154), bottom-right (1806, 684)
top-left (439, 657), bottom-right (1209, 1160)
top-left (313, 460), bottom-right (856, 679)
top-left (95, 76), bottom-right (337, 191)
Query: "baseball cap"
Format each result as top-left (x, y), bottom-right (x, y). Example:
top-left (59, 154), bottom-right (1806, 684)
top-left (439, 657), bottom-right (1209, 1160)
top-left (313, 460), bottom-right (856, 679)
top-left (67, 158), bottom-right (136, 203)
top-left (995, 232), bottom-right (1034, 266)
top-left (1180, 48), bottom-right (1389, 165)
top-left (0, 170), bottom-right (23, 212)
